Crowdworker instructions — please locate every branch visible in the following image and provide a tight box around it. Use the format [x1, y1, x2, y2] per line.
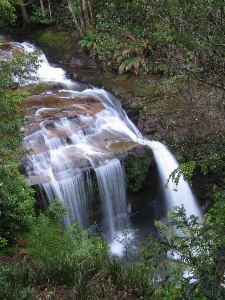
[175, 59, 225, 91]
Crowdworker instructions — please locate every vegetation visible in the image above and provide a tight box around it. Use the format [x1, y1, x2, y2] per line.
[125, 153, 151, 192]
[0, 1, 225, 299]
[0, 0, 16, 27]
[154, 205, 225, 299]
[0, 41, 40, 247]
[0, 201, 157, 299]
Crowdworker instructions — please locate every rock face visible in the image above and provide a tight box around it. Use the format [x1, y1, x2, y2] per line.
[19, 79, 155, 229]
[21, 86, 146, 186]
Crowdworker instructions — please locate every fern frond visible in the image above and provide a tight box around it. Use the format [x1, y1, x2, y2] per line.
[26, 213, 62, 260]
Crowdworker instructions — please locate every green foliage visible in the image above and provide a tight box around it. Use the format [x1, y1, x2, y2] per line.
[139, 234, 168, 271]
[17, 285, 33, 300]
[29, 0, 72, 27]
[45, 198, 69, 221]
[0, 90, 28, 161]
[79, 0, 224, 84]
[0, 51, 41, 89]
[125, 154, 151, 192]
[25, 212, 62, 260]
[115, 225, 136, 258]
[0, 237, 8, 249]
[0, 163, 35, 245]
[24, 203, 108, 283]
[8, 215, 108, 294]
[0, 262, 34, 300]
[154, 285, 189, 300]
[0, 45, 39, 163]
[174, 137, 225, 187]
[79, 29, 97, 51]
[0, 0, 16, 27]
[154, 205, 225, 299]
[0, 51, 41, 162]
[197, 139, 225, 176]
[0, 40, 41, 246]
[166, 161, 196, 188]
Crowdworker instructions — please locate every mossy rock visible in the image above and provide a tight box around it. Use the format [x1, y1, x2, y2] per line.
[124, 146, 153, 192]
[38, 29, 76, 49]
[37, 29, 78, 64]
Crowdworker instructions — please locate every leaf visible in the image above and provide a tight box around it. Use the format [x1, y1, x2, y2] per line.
[87, 40, 93, 50]
[122, 49, 131, 56]
[118, 61, 127, 74]
[113, 51, 122, 58]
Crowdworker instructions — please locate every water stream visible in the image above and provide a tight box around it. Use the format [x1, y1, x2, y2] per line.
[15, 41, 202, 255]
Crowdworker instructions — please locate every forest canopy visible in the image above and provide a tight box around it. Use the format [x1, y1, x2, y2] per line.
[3, 0, 225, 89]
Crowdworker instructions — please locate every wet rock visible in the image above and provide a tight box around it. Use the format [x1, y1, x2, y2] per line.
[70, 57, 98, 69]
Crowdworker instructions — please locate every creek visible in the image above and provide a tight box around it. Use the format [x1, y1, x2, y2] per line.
[6, 40, 203, 256]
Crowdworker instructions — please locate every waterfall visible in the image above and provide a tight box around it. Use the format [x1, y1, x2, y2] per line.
[149, 141, 202, 218]
[95, 159, 128, 240]
[18, 42, 78, 88]
[24, 131, 93, 229]
[18, 41, 202, 247]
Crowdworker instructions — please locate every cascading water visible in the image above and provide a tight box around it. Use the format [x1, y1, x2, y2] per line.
[95, 159, 128, 240]
[19, 42, 77, 88]
[149, 141, 202, 218]
[15, 41, 203, 254]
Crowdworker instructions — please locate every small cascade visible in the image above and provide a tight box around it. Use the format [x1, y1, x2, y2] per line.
[130, 137, 203, 218]
[40, 169, 92, 229]
[25, 141, 93, 229]
[18, 42, 79, 88]
[94, 159, 128, 240]
[149, 141, 202, 218]
[23, 115, 96, 229]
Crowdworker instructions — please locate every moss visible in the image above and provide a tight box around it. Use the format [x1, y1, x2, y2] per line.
[37, 29, 77, 50]
[24, 82, 46, 95]
[125, 153, 152, 192]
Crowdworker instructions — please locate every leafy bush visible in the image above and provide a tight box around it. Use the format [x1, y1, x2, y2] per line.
[0, 163, 35, 246]
[125, 154, 151, 192]
[154, 205, 225, 299]
[0, 41, 40, 246]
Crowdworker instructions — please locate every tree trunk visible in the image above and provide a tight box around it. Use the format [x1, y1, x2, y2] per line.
[87, 0, 93, 21]
[39, 0, 46, 18]
[19, 0, 29, 25]
[47, 0, 52, 21]
[81, 0, 90, 28]
[77, 0, 85, 28]
[67, 0, 84, 37]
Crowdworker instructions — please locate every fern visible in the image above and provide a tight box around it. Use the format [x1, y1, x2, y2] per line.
[63, 222, 106, 258]
[118, 56, 141, 74]
[198, 280, 222, 299]
[78, 29, 96, 50]
[26, 213, 62, 260]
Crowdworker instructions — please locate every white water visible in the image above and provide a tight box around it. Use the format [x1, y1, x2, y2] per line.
[19, 42, 203, 253]
[19, 42, 78, 88]
[149, 141, 202, 218]
[95, 159, 128, 240]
